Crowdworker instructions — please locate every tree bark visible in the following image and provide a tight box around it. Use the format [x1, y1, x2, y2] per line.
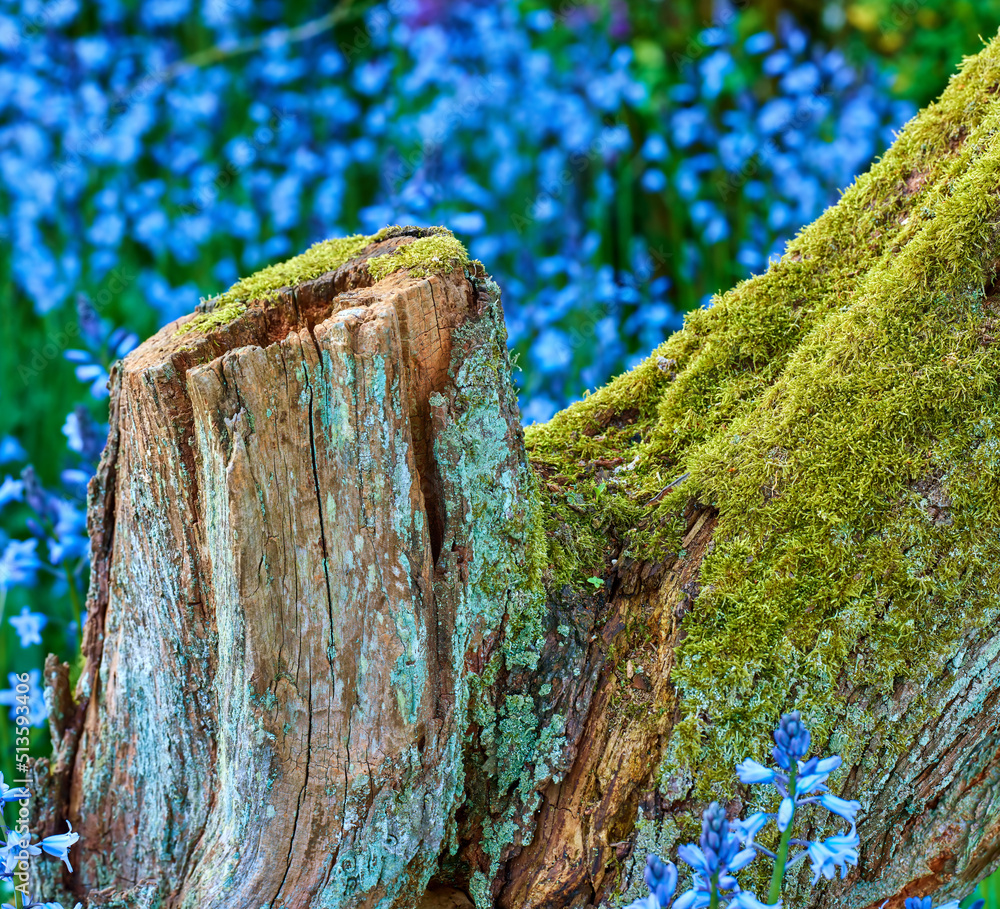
[32, 40, 1000, 909]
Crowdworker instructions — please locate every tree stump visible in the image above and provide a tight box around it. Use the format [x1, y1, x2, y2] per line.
[34, 36, 1000, 909]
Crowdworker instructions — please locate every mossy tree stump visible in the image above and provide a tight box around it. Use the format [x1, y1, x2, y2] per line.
[33, 37, 1000, 909]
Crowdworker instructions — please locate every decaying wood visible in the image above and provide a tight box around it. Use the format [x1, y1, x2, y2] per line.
[37, 229, 539, 908]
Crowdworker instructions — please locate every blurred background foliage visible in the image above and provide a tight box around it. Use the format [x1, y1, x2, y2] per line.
[0, 0, 998, 900]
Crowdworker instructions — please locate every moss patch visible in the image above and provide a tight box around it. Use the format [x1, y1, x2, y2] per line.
[175, 225, 468, 336]
[527, 36, 1000, 803]
[176, 233, 372, 335]
[367, 232, 472, 281]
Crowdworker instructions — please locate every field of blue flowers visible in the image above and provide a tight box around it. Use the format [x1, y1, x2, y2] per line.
[0, 0, 999, 904]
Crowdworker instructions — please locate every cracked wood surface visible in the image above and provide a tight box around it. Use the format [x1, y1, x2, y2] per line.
[50, 232, 537, 909]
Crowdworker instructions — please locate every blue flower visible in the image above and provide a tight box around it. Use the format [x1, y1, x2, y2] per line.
[62, 407, 105, 464]
[0, 438, 26, 464]
[734, 811, 769, 846]
[731, 894, 779, 909]
[3, 900, 82, 909]
[776, 797, 794, 831]
[763, 50, 793, 77]
[0, 828, 40, 875]
[0, 773, 29, 803]
[795, 754, 841, 794]
[40, 821, 79, 872]
[818, 792, 860, 824]
[623, 897, 660, 909]
[772, 710, 810, 769]
[806, 827, 859, 884]
[0, 477, 23, 508]
[0, 538, 40, 590]
[672, 802, 756, 909]
[744, 32, 774, 55]
[641, 169, 667, 193]
[642, 135, 667, 161]
[630, 855, 678, 908]
[9, 606, 47, 647]
[736, 759, 775, 785]
[0, 670, 46, 727]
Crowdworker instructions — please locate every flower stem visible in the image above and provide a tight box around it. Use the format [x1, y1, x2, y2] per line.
[710, 871, 720, 909]
[64, 563, 83, 640]
[768, 765, 797, 904]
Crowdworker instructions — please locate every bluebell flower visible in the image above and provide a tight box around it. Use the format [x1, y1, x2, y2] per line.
[64, 351, 108, 399]
[744, 32, 774, 55]
[733, 812, 769, 847]
[736, 759, 775, 785]
[62, 407, 105, 464]
[776, 797, 793, 832]
[0, 538, 41, 590]
[780, 64, 821, 96]
[700, 52, 734, 98]
[772, 710, 810, 769]
[732, 712, 862, 890]
[624, 854, 679, 909]
[795, 754, 841, 794]
[642, 135, 667, 161]
[641, 169, 667, 193]
[624, 897, 660, 909]
[40, 821, 79, 872]
[903, 899, 983, 909]
[672, 802, 757, 909]
[805, 827, 859, 884]
[0, 773, 29, 803]
[0, 438, 26, 465]
[1, 827, 40, 874]
[763, 51, 793, 77]
[6, 900, 83, 909]
[9, 606, 47, 647]
[819, 792, 861, 825]
[0, 478, 23, 508]
[731, 894, 779, 909]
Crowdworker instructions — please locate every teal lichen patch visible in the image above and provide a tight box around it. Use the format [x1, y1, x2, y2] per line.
[414, 274, 552, 908]
[366, 232, 471, 282]
[526, 36, 1000, 823]
[176, 233, 373, 335]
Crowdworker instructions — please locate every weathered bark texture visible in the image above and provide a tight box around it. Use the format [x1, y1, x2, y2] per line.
[37, 228, 539, 909]
[33, 36, 1000, 909]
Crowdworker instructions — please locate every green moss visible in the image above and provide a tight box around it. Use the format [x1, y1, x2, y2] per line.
[176, 233, 373, 335]
[366, 232, 471, 281]
[527, 31, 1000, 848]
[175, 226, 470, 336]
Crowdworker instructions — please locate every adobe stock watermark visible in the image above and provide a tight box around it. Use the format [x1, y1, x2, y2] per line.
[178, 107, 293, 216]
[55, 64, 169, 180]
[19, 266, 137, 387]
[383, 73, 505, 189]
[510, 118, 630, 234]
[10, 671, 34, 900]
[716, 92, 832, 201]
